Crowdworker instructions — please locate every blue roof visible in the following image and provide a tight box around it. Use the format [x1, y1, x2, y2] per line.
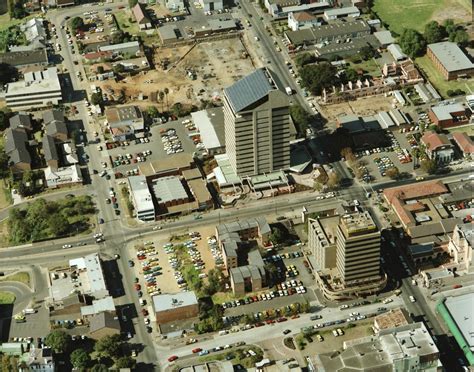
[224, 68, 275, 113]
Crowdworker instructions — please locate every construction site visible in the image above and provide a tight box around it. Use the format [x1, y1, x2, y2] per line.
[93, 37, 258, 110]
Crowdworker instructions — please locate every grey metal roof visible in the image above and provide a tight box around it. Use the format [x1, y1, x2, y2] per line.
[428, 41, 474, 72]
[388, 43, 406, 60]
[89, 311, 120, 333]
[46, 120, 68, 137]
[431, 102, 465, 121]
[151, 176, 188, 204]
[224, 68, 276, 113]
[445, 293, 474, 349]
[0, 49, 48, 67]
[42, 109, 64, 124]
[42, 135, 58, 162]
[373, 30, 394, 46]
[9, 113, 32, 130]
[4, 128, 31, 165]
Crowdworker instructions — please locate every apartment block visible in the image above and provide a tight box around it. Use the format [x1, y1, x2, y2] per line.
[223, 68, 291, 177]
[336, 211, 381, 286]
[308, 216, 338, 270]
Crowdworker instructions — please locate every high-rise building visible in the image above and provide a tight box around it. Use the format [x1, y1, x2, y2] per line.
[223, 68, 291, 177]
[336, 210, 381, 285]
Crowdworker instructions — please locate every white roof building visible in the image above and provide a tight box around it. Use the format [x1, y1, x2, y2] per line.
[5, 67, 62, 110]
[190, 108, 225, 155]
[44, 164, 82, 188]
[128, 175, 155, 221]
[69, 253, 109, 299]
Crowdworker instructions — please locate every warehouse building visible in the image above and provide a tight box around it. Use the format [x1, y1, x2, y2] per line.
[128, 175, 155, 221]
[427, 42, 474, 80]
[153, 292, 199, 325]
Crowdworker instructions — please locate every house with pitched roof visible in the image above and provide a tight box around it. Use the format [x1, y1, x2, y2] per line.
[421, 131, 454, 163]
[43, 109, 68, 142]
[287, 11, 320, 31]
[4, 127, 32, 172]
[452, 132, 474, 158]
[132, 3, 152, 30]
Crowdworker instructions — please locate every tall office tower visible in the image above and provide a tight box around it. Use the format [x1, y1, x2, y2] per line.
[223, 68, 291, 177]
[335, 210, 381, 285]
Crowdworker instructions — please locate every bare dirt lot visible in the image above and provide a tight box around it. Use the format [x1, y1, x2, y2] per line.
[319, 95, 395, 123]
[95, 38, 257, 109]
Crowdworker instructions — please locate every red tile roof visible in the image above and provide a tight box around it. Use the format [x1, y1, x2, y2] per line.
[452, 132, 474, 154]
[421, 131, 451, 151]
[383, 180, 449, 227]
[293, 11, 316, 22]
[84, 51, 112, 60]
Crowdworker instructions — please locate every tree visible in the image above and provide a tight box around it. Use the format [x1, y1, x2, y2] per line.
[269, 225, 287, 244]
[424, 21, 444, 44]
[11, 0, 27, 19]
[158, 91, 165, 112]
[115, 356, 136, 369]
[421, 159, 437, 174]
[147, 106, 159, 118]
[164, 87, 170, 111]
[44, 330, 71, 353]
[386, 166, 400, 180]
[443, 19, 456, 36]
[70, 348, 90, 370]
[90, 92, 103, 106]
[289, 104, 311, 136]
[0, 110, 8, 131]
[90, 364, 109, 372]
[343, 68, 359, 83]
[70, 17, 84, 32]
[96, 65, 105, 74]
[295, 52, 316, 67]
[299, 62, 339, 96]
[451, 29, 469, 46]
[94, 334, 122, 359]
[206, 269, 222, 295]
[358, 45, 375, 61]
[399, 29, 426, 58]
[113, 63, 125, 75]
[340, 147, 356, 163]
[326, 172, 341, 190]
[0, 63, 18, 85]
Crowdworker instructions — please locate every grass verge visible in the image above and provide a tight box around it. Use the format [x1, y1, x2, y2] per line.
[0, 291, 16, 304]
[0, 272, 31, 286]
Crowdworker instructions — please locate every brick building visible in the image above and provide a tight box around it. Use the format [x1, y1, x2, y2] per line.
[153, 292, 199, 324]
[427, 42, 474, 80]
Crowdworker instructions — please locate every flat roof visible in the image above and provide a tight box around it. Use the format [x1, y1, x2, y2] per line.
[99, 41, 140, 52]
[69, 253, 107, 297]
[428, 41, 474, 72]
[445, 292, 474, 350]
[6, 67, 61, 95]
[373, 30, 394, 45]
[431, 102, 465, 121]
[214, 153, 241, 186]
[128, 175, 154, 212]
[324, 6, 359, 16]
[151, 176, 188, 204]
[191, 108, 225, 150]
[152, 291, 198, 313]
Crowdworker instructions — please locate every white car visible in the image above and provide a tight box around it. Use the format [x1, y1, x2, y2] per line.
[409, 295, 416, 303]
[62, 244, 72, 249]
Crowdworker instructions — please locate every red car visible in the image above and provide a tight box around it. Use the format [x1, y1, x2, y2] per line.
[134, 284, 141, 291]
[168, 355, 178, 362]
[192, 348, 202, 354]
[277, 317, 287, 322]
[265, 319, 275, 324]
[142, 309, 148, 316]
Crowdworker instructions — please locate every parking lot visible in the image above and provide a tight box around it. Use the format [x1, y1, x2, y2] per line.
[101, 117, 200, 178]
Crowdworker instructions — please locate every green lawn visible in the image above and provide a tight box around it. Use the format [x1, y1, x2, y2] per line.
[0, 291, 15, 304]
[416, 55, 474, 98]
[372, 0, 472, 34]
[0, 272, 31, 286]
[113, 11, 140, 36]
[349, 58, 382, 77]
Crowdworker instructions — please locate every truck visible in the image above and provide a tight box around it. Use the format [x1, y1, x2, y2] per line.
[285, 86, 292, 95]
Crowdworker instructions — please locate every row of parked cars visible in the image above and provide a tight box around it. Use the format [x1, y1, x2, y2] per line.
[134, 243, 162, 298]
[160, 128, 184, 155]
[208, 236, 225, 267]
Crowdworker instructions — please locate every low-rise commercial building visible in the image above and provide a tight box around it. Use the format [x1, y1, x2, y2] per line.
[323, 6, 360, 21]
[99, 41, 141, 57]
[310, 322, 441, 371]
[199, 0, 223, 11]
[5, 67, 62, 110]
[88, 311, 121, 340]
[427, 42, 474, 80]
[429, 102, 470, 128]
[437, 293, 474, 365]
[421, 131, 454, 163]
[158, 25, 180, 44]
[153, 292, 199, 324]
[191, 108, 225, 155]
[373, 308, 411, 333]
[128, 175, 155, 221]
[265, 0, 330, 18]
[285, 19, 371, 47]
[387, 43, 407, 61]
[105, 105, 144, 141]
[165, 0, 185, 11]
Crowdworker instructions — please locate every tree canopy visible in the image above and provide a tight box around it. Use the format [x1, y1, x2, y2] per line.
[0, 63, 18, 85]
[94, 334, 122, 360]
[399, 29, 426, 58]
[44, 330, 71, 353]
[289, 104, 311, 136]
[70, 348, 90, 370]
[299, 62, 339, 96]
[421, 159, 437, 174]
[424, 21, 444, 44]
[70, 17, 85, 32]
